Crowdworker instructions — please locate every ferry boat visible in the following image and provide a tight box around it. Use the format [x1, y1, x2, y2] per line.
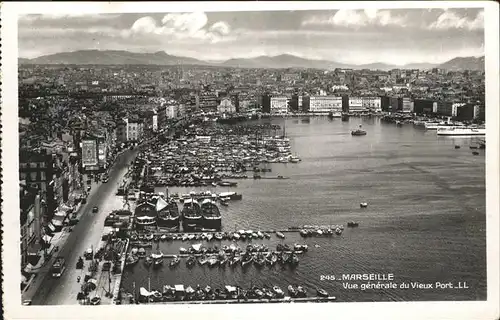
[424, 121, 442, 130]
[156, 195, 180, 229]
[437, 126, 485, 136]
[425, 118, 465, 130]
[351, 125, 367, 136]
[181, 198, 203, 231]
[200, 198, 222, 230]
[134, 200, 157, 229]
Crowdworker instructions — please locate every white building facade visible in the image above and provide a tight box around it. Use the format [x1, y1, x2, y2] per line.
[402, 97, 413, 113]
[348, 97, 365, 113]
[361, 97, 382, 112]
[217, 98, 236, 114]
[166, 105, 177, 119]
[270, 96, 289, 114]
[309, 96, 343, 114]
[152, 111, 158, 132]
[452, 103, 466, 117]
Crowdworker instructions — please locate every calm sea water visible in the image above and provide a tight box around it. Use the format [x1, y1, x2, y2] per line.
[121, 117, 486, 302]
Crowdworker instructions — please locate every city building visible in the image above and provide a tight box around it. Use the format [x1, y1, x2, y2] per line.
[19, 150, 54, 221]
[452, 103, 466, 117]
[217, 98, 236, 114]
[347, 97, 366, 113]
[230, 94, 240, 113]
[127, 119, 144, 142]
[437, 101, 453, 116]
[361, 97, 382, 112]
[270, 96, 289, 114]
[290, 94, 299, 112]
[413, 99, 435, 114]
[196, 93, 218, 112]
[115, 118, 144, 144]
[309, 96, 343, 114]
[261, 94, 271, 113]
[390, 97, 401, 112]
[301, 96, 310, 113]
[152, 110, 158, 132]
[20, 183, 42, 267]
[401, 97, 412, 113]
[455, 104, 476, 120]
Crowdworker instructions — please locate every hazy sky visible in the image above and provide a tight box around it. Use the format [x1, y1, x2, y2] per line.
[18, 8, 484, 65]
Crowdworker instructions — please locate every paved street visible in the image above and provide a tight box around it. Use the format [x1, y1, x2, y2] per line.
[30, 149, 139, 305]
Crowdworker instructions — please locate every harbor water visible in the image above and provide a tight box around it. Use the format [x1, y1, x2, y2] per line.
[121, 117, 486, 302]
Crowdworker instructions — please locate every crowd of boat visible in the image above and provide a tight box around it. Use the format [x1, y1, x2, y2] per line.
[125, 240, 311, 270]
[126, 221, 358, 248]
[133, 122, 300, 189]
[126, 283, 331, 303]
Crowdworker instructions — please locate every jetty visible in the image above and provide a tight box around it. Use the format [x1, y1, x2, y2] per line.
[139, 296, 337, 304]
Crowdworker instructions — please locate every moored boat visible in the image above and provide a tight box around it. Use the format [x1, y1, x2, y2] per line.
[276, 231, 285, 239]
[125, 254, 139, 267]
[317, 288, 329, 297]
[134, 200, 157, 230]
[156, 195, 180, 230]
[347, 221, 359, 227]
[181, 198, 203, 231]
[200, 198, 222, 230]
[186, 255, 196, 267]
[288, 285, 298, 297]
[437, 126, 486, 136]
[169, 255, 180, 267]
[144, 256, 153, 267]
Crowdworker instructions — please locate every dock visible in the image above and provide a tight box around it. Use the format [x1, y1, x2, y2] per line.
[158, 251, 304, 258]
[125, 296, 337, 305]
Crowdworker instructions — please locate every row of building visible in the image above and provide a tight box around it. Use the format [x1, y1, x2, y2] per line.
[259, 95, 482, 119]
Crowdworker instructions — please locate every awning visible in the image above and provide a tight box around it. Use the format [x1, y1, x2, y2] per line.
[139, 287, 152, 296]
[45, 223, 56, 233]
[225, 285, 236, 292]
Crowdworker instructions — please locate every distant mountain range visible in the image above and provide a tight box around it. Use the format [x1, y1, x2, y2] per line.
[18, 50, 485, 71]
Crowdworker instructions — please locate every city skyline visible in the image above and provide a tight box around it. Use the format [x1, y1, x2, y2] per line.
[18, 8, 484, 66]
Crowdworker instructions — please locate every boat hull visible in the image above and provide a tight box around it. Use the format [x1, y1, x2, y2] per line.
[437, 131, 485, 136]
[157, 216, 180, 229]
[202, 217, 222, 230]
[182, 217, 203, 231]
